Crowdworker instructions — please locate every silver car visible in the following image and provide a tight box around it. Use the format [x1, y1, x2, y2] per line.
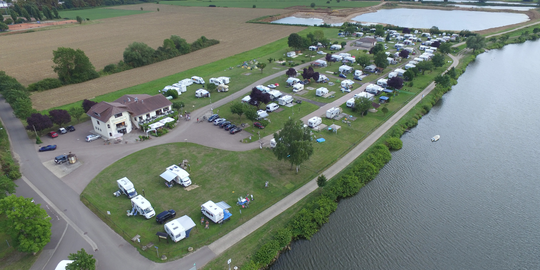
[85, 134, 101, 142]
[213, 118, 226, 126]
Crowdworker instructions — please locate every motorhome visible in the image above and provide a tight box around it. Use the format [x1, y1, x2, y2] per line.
[160, 164, 192, 187]
[266, 103, 280, 112]
[255, 85, 271, 93]
[317, 75, 329, 83]
[326, 107, 342, 119]
[129, 195, 155, 219]
[278, 95, 293, 106]
[316, 87, 329, 97]
[354, 70, 363, 77]
[164, 216, 196, 242]
[377, 79, 388, 88]
[286, 77, 301, 86]
[307, 116, 322, 128]
[341, 79, 355, 92]
[191, 76, 205, 84]
[331, 55, 343, 62]
[394, 68, 406, 77]
[366, 84, 384, 95]
[339, 52, 351, 58]
[162, 86, 182, 96]
[404, 63, 416, 70]
[339, 65, 353, 74]
[209, 77, 229, 85]
[115, 177, 138, 198]
[216, 84, 229, 92]
[268, 90, 282, 100]
[171, 83, 187, 93]
[201, 200, 232, 224]
[342, 56, 356, 64]
[313, 59, 327, 67]
[330, 44, 342, 50]
[292, 83, 304, 93]
[195, 89, 210, 98]
[365, 65, 377, 73]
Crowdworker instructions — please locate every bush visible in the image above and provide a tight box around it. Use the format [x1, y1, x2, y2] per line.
[15, 18, 25, 24]
[4, 18, 13, 25]
[253, 4, 256, 8]
[103, 64, 117, 74]
[385, 137, 403, 150]
[209, 4, 216, 7]
[274, 228, 292, 248]
[311, 3, 315, 7]
[165, 89, 178, 99]
[253, 240, 279, 266]
[172, 100, 184, 110]
[27, 78, 63, 91]
[258, 119, 269, 127]
[7, 167, 21, 180]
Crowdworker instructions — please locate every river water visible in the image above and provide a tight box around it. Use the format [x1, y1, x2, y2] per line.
[271, 41, 540, 270]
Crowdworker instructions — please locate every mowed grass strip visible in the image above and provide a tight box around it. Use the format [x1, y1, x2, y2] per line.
[164, 0, 380, 9]
[59, 7, 152, 20]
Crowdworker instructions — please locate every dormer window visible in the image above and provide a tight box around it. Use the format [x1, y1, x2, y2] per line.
[115, 113, 123, 118]
[94, 112, 100, 117]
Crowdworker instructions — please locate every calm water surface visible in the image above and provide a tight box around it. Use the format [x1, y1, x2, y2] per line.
[271, 41, 540, 270]
[351, 9, 529, 31]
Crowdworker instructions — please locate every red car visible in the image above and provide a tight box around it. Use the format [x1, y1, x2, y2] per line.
[48, 131, 58, 138]
[253, 122, 265, 129]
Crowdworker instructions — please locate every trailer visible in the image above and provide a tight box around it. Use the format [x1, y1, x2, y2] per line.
[316, 87, 329, 97]
[129, 195, 155, 219]
[164, 215, 196, 242]
[307, 116, 322, 128]
[201, 200, 232, 224]
[326, 107, 342, 119]
[278, 95, 293, 106]
[115, 177, 138, 198]
[160, 164, 192, 187]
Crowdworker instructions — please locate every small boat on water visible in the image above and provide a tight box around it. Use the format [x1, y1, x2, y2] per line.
[431, 135, 440, 142]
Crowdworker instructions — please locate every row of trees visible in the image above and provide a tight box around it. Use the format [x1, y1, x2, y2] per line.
[4, 3, 60, 24]
[287, 30, 329, 51]
[26, 99, 96, 133]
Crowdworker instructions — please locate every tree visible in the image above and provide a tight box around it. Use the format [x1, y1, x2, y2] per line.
[431, 41, 441, 48]
[431, 53, 445, 68]
[385, 33, 391, 42]
[499, 34, 510, 43]
[68, 107, 85, 122]
[205, 83, 217, 93]
[310, 2, 315, 8]
[313, 30, 324, 41]
[13, 98, 35, 119]
[52, 47, 99, 84]
[82, 99, 97, 113]
[387, 76, 403, 89]
[399, 49, 409, 59]
[402, 27, 411, 34]
[416, 61, 433, 75]
[0, 22, 7, 32]
[438, 42, 452, 54]
[249, 88, 271, 109]
[123, 42, 156, 68]
[353, 96, 372, 117]
[49, 109, 71, 126]
[301, 67, 314, 80]
[286, 68, 297, 77]
[0, 175, 16, 199]
[76, 15, 83, 24]
[169, 35, 191, 54]
[430, 26, 440, 35]
[434, 74, 451, 88]
[369, 43, 384, 55]
[273, 119, 314, 173]
[325, 53, 333, 65]
[21, 8, 31, 22]
[356, 55, 371, 68]
[447, 66, 457, 79]
[267, 58, 274, 64]
[381, 106, 389, 116]
[373, 52, 388, 69]
[52, 8, 60, 19]
[10, 10, 18, 22]
[166, 89, 179, 99]
[244, 106, 258, 122]
[172, 100, 185, 111]
[42, 6, 53, 20]
[288, 33, 304, 51]
[340, 41, 346, 48]
[374, 25, 385, 37]
[257, 62, 266, 74]
[230, 102, 245, 121]
[312, 72, 320, 82]
[466, 35, 486, 52]
[26, 113, 53, 131]
[317, 174, 327, 188]
[403, 69, 415, 81]
[66, 248, 96, 270]
[0, 195, 51, 253]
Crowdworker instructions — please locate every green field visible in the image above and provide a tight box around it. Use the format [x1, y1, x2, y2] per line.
[163, 0, 379, 9]
[59, 8, 151, 20]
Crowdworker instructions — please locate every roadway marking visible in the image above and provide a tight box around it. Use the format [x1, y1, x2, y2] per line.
[21, 175, 98, 251]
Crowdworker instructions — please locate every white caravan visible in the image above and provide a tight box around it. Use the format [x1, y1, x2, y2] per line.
[129, 195, 155, 219]
[201, 200, 232, 223]
[326, 107, 342, 119]
[115, 177, 138, 198]
[307, 116, 322, 128]
[164, 215, 196, 242]
[195, 89, 210, 98]
[191, 76, 205, 84]
[292, 83, 304, 93]
[278, 95, 294, 106]
[316, 87, 329, 97]
[160, 164, 192, 187]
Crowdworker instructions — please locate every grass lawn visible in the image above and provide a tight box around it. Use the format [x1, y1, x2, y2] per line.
[163, 0, 379, 9]
[0, 218, 39, 270]
[59, 7, 151, 20]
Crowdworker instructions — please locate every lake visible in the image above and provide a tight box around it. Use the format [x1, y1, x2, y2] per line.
[271, 40, 540, 270]
[271, 16, 343, 26]
[351, 8, 529, 31]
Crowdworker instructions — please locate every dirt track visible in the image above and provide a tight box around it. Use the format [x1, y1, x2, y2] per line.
[0, 4, 303, 109]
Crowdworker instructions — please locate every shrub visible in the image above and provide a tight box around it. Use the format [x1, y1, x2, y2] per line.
[4, 18, 13, 25]
[172, 100, 185, 110]
[8, 167, 21, 180]
[166, 89, 178, 99]
[274, 228, 292, 248]
[290, 208, 318, 239]
[253, 4, 256, 8]
[209, 4, 216, 7]
[311, 3, 315, 7]
[15, 18, 24, 24]
[258, 119, 269, 127]
[103, 64, 117, 74]
[253, 240, 279, 266]
[386, 137, 403, 150]
[27, 78, 63, 91]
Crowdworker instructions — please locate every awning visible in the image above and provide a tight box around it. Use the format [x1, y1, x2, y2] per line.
[177, 215, 196, 230]
[160, 170, 177, 182]
[216, 201, 231, 210]
[149, 122, 164, 129]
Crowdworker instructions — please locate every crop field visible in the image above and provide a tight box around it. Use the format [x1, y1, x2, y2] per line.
[163, 0, 380, 9]
[0, 4, 303, 103]
[58, 7, 151, 20]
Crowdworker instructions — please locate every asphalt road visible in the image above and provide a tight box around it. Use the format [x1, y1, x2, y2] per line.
[2, 41, 460, 270]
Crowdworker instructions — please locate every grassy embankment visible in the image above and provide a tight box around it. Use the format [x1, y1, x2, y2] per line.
[163, 0, 379, 9]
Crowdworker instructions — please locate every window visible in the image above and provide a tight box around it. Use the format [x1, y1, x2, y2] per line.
[94, 112, 100, 117]
[115, 113, 122, 118]
[96, 120, 100, 125]
[109, 133, 112, 136]
[107, 124, 110, 128]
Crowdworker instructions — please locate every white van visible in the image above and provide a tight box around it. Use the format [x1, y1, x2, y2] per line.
[266, 103, 279, 112]
[164, 216, 196, 242]
[278, 95, 293, 106]
[307, 117, 322, 128]
[191, 76, 205, 84]
[116, 177, 137, 198]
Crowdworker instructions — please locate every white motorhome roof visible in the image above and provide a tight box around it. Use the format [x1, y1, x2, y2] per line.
[131, 195, 152, 208]
[117, 177, 134, 190]
[286, 78, 300, 84]
[166, 165, 189, 178]
[242, 96, 251, 102]
[55, 260, 74, 270]
[202, 201, 222, 215]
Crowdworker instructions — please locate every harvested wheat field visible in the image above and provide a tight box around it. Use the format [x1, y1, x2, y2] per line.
[0, 4, 303, 109]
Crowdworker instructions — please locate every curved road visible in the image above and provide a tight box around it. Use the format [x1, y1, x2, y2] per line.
[4, 42, 459, 270]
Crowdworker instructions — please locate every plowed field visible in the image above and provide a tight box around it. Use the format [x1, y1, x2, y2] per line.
[0, 4, 303, 110]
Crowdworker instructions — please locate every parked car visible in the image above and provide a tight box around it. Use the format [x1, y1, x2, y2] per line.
[253, 122, 265, 129]
[155, 209, 176, 224]
[339, 73, 347, 79]
[230, 127, 242, 134]
[353, 76, 363, 81]
[267, 84, 279, 89]
[219, 121, 231, 128]
[58, 127, 67, 134]
[54, 154, 68, 164]
[317, 51, 326, 55]
[67, 125, 76, 132]
[85, 134, 101, 142]
[208, 114, 219, 122]
[48, 131, 58, 138]
[224, 124, 236, 131]
[213, 118, 226, 126]
[38, 145, 57, 152]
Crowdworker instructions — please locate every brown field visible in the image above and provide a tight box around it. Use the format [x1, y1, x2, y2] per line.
[0, 4, 303, 110]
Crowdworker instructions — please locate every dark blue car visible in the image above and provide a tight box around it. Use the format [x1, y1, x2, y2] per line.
[39, 145, 57, 152]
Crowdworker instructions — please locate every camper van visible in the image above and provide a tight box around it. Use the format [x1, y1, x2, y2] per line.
[317, 75, 329, 83]
[162, 86, 182, 96]
[286, 77, 301, 86]
[366, 84, 384, 95]
[377, 79, 388, 88]
[191, 76, 205, 84]
[164, 216, 196, 242]
[341, 80, 355, 92]
[292, 83, 304, 93]
[216, 84, 229, 92]
[326, 107, 342, 119]
[266, 103, 280, 112]
[160, 164, 192, 187]
[209, 77, 230, 85]
[201, 200, 232, 224]
[278, 95, 293, 106]
[171, 83, 187, 93]
[307, 116, 322, 128]
[115, 177, 138, 198]
[268, 90, 282, 100]
[195, 89, 210, 98]
[339, 65, 353, 74]
[316, 87, 329, 97]
[256, 85, 271, 93]
[130, 195, 155, 219]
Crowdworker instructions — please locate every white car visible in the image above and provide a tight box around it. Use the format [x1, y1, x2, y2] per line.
[317, 51, 326, 55]
[85, 134, 101, 142]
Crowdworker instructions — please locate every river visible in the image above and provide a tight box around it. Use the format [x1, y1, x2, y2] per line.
[271, 41, 540, 270]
